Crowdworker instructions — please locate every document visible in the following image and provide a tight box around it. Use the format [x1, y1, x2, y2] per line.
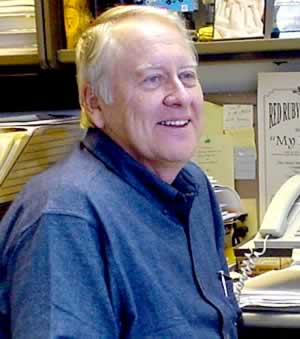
[193, 135, 234, 188]
[203, 101, 224, 135]
[224, 104, 253, 130]
[225, 127, 256, 180]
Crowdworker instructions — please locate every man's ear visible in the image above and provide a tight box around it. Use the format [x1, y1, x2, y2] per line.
[82, 83, 105, 128]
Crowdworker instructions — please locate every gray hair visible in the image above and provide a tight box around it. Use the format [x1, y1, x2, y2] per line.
[75, 5, 196, 128]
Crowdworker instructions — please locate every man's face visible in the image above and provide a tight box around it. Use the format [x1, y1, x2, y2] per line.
[97, 18, 203, 177]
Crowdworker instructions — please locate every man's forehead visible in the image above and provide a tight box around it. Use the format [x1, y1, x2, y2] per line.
[113, 16, 181, 42]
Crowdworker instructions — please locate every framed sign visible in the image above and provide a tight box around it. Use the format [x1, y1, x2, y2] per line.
[257, 72, 300, 222]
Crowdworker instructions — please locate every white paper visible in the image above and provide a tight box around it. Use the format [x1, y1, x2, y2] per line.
[234, 147, 256, 180]
[224, 104, 253, 129]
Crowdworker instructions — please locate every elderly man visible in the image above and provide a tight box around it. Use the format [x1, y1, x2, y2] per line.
[0, 5, 240, 338]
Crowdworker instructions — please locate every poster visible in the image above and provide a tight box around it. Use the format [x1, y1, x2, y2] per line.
[193, 135, 234, 188]
[257, 72, 300, 222]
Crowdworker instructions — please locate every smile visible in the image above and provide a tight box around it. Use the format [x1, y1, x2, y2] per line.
[158, 119, 190, 127]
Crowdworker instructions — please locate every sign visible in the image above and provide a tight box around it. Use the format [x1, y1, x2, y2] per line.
[257, 72, 300, 222]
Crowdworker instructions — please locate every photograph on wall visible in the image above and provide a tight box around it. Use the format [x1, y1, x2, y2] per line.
[257, 72, 300, 222]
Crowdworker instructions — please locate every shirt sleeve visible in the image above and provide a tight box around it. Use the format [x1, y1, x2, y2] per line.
[7, 214, 119, 338]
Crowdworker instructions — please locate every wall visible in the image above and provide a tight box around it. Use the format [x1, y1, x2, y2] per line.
[199, 59, 300, 93]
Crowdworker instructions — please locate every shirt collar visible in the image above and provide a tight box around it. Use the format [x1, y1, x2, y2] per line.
[82, 128, 198, 213]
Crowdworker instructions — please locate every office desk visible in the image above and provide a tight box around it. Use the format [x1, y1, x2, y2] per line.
[240, 310, 300, 338]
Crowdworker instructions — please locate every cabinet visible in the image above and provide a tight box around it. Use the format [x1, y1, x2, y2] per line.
[1, 1, 299, 70]
[0, 0, 299, 107]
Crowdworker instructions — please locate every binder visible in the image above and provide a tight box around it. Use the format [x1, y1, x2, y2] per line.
[0, 114, 83, 204]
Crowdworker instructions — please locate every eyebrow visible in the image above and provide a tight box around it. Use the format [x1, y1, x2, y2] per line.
[135, 64, 162, 73]
[135, 63, 198, 74]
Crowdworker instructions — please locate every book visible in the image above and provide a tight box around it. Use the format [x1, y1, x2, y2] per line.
[0, 114, 83, 204]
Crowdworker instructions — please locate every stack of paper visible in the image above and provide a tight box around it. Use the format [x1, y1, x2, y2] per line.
[239, 265, 300, 310]
[0, 111, 83, 204]
[213, 182, 247, 223]
[0, 0, 37, 54]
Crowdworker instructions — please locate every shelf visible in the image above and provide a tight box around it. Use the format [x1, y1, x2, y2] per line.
[0, 48, 39, 66]
[57, 49, 75, 64]
[195, 38, 300, 55]
[57, 38, 300, 64]
[196, 38, 300, 62]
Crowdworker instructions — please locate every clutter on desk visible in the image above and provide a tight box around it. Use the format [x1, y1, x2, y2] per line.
[0, 110, 83, 205]
[0, 0, 37, 54]
[209, 176, 249, 263]
[239, 264, 300, 310]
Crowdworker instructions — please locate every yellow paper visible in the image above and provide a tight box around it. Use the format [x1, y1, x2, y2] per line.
[224, 127, 256, 149]
[203, 101, 224, 136]
[193, 134, 234, 188]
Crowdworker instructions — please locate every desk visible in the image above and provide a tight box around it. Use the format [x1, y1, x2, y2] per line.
[240, 310, 300, 338]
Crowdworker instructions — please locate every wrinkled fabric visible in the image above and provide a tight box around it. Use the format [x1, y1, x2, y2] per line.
[0, 128, 241, 338]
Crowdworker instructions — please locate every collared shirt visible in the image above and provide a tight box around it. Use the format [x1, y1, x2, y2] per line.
[0, 128, 241, 338]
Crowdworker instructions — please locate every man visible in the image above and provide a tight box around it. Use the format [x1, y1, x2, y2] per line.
[0, 5, 241, 338]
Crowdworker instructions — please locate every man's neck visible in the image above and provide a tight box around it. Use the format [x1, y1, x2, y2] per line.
[140, 160, 185, 184]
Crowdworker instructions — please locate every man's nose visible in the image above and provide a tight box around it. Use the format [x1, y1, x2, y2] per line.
[163, 78, 190, 107]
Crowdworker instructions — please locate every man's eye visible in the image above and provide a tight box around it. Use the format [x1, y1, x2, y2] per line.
[179, 71, 197, 86]
[143, 74, 162, 88]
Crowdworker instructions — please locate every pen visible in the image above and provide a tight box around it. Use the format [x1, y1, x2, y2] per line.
[218, 270, 230, 297]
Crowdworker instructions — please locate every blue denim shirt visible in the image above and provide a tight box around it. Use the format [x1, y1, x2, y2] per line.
[0, 128, 241, 338]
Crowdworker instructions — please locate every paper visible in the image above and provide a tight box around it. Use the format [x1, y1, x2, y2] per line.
[193, 135, 234, 188]
[224, 128, 257, 180]
[224, 104, 253, 129]
[225, 128, 255, 148]
[203, 101, 224, 135]
[239, 265, 300, 309]
[234, 147, 256, 180]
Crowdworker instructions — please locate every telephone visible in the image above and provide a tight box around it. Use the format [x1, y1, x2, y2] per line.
[234, 175, 300, 303]
[254, 175, 300, 249]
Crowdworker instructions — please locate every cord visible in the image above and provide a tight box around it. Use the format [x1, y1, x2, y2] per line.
[234, 234, 270, 303]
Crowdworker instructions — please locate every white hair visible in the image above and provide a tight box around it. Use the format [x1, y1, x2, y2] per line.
[75, 5, 197, 128]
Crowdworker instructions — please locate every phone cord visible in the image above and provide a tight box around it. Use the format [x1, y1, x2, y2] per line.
[234, 235, 270, 303]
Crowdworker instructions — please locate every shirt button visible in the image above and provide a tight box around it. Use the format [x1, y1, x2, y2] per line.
[163, 209, 168, 215]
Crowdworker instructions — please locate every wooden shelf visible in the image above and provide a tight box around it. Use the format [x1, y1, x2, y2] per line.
[57, 49, 75, 64]
[57, 38, 300, 64]
[195, 38, 300, 55]
[0, 48, 39, 66]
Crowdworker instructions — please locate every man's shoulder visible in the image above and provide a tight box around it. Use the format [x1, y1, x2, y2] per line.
[5, 147, 114, 223]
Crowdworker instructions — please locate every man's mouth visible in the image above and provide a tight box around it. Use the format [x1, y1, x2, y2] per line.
[158, 119, 190, 127]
